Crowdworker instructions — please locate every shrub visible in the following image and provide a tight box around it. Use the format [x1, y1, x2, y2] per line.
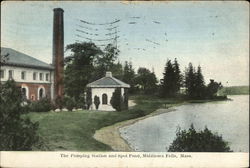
[167, 124, 232, 152]
[0, 80, 39, 150]
[55, 96, 64, 110]
[64, 97, 76, 111]
[94, 96, 100, 110]
[123, 88, 129, 110]
[86, 88, 92, 109]
[76, 93, 86, 109]
[129, 109, 146, 117]
[29, 98, 52, 112]
[110, 88, 123, 111]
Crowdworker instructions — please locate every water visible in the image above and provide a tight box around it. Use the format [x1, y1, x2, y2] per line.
[120, 95, 249, 152]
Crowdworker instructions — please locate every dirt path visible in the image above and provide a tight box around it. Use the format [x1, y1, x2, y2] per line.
[93, 107, 176, 151]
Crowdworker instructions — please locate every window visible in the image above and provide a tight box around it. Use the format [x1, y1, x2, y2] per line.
[21, 71, 26, 80]
[0, 70, 4, 78]
[38, 88, 45, 99]
[39, 73, 43, 81]
[33, 72, 37, 80]
[21, 88, 27, 100]
[8, 70, 13, 79]
[46, 73, 49, 81]
[102, 94, 108, 104]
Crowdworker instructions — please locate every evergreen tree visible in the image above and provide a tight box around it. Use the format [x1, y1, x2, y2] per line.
[194, 65, 206, 98]
[94, 96, 100, 110]
[110, 88, 123, 111]
[173, 58, 182, 95]
[161, 60, 175, 97]
[185, 63, 196, 98]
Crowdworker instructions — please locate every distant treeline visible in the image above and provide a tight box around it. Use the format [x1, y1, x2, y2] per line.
[218, 86, 249, 95]
[63, 42, 227, 107]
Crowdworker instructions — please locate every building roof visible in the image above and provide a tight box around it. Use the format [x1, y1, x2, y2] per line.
[87, 72, 130, 88]
[0, 47, 53, 70]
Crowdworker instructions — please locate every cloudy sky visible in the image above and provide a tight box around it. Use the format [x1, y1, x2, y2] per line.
[1, 1, 249, 86]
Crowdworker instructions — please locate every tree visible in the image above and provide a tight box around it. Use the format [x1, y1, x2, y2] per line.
[110, 88, 123, 111]
[94, 96, 100, 110]
[86, 88, 92, 109]
[64, 42, 102, 102]
[194, 65, 206, 98]
[0, 80, 39, 150]
[167, 124, 232, 152]
[123, 88, 129, 110]
[64, 96, 76, 111]
[109, 61, 123, 80]
[206, 79, 223, 98]
[123, 61, 136, 93]
[92, 44, 120, 80]
[135, 67, 158, 94]
[185, 63, 196, 98]
[173, 58, 182, 95]
[161, 59, 182, 98]
[161, 60, 174, 97]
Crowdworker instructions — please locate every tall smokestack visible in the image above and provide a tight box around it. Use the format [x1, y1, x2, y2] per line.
[53, 8, 64, 99]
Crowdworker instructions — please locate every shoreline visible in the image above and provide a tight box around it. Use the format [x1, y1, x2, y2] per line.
[93, 97, 231, 151]
[93, 106, 178, 152]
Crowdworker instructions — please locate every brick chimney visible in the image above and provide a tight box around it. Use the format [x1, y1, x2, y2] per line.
[53, 8, 64, 99]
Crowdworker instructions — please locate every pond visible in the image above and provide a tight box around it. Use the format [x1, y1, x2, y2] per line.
[120, 95, 249, 152]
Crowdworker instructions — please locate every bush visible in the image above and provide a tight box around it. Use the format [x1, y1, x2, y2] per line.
[110, 88, 123, 111]
[55, 96, 64, 110]
[29, 98, 52, 112]
[0, 80, 39, 150]
[64, 97, 76, 111]
[94, 95, 100, 110]
[167, 124, 232, 152]
[76, 93, 86, 109]
[86, 88, 92, 110]
[129, 109, 146, 117]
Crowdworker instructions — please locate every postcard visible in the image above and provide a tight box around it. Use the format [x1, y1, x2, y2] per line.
[0, 1, 249, 167]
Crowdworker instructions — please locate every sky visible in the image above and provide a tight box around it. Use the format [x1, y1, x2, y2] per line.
[1, 1, 249, 86]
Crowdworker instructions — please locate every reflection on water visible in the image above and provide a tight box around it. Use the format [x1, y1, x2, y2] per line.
[120, 95, 249, 152]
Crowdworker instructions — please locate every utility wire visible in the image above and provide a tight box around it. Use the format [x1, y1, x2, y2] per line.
[79, 19, 120, 25]
[76, 34, 119, 42]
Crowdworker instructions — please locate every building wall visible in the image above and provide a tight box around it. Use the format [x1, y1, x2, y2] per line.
[0, 65, 53, 101]
[1, 65, 52, 84]
[91, 87, 124, 111]
[18, 83, 51, 101]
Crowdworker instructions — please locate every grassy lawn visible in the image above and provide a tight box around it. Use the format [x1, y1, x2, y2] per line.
[26, 95, 181, 151]
[25, 95, 226, 151]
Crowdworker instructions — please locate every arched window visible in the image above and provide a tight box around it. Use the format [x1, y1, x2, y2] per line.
[21, 88, 27, 100]
[21, 85, 29, 100]
[102, 94, 108, 104]
[37, 86, 46, 100]
[39, 89, 43, 99]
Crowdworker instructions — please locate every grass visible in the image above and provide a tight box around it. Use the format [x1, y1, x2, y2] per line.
[25, 94, 227, 151]
[26, 95, 179, 151]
